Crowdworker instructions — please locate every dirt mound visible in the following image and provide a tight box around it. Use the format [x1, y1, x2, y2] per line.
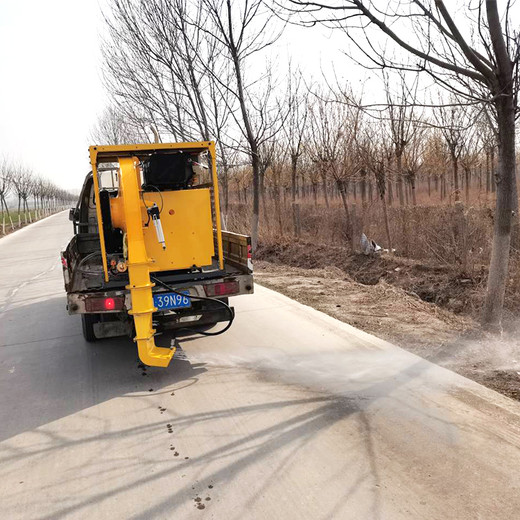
[255, 261, 471, 350]
[256, 238, 486, 317]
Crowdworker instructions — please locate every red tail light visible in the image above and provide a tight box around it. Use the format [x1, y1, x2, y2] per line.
[204, 281, 239, 297]
[104, 297, 115, 310]
[85, 296, 124, 312]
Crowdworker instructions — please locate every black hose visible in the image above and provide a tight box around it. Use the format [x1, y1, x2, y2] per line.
[150, 275, 234, 336]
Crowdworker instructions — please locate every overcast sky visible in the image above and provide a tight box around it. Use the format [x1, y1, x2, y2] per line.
[3, 1, 506, 192]
[0, 0, 353, 192]
[0, 0, 107, 192]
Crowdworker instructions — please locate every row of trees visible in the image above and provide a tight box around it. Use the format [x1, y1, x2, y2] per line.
[0, 157, 76, 233]
[99, 0, 519, 328]
[229, 91, 500, 207]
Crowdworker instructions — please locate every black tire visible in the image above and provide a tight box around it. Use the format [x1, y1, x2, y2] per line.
[82, 313, 100, 342]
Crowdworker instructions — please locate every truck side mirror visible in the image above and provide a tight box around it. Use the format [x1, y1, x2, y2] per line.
[69, 207, 79, 222]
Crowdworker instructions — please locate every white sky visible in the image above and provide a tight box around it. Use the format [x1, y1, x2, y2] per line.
[0, 0, 108, 191]
[0, 0, 354, 192]
[2, 1, 508, 192]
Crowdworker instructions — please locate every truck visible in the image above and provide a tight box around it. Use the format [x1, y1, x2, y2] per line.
[61, 141, 254, 368]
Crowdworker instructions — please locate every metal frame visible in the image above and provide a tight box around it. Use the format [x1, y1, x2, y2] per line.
[89, 141, 225, 283]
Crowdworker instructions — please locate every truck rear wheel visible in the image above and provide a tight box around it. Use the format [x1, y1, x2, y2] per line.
[82, 313, 100, 342]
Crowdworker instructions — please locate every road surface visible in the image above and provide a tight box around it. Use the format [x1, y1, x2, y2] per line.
[1, 212, 520, 520]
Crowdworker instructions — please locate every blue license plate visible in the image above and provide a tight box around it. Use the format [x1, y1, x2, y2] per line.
[153, 291, 191, 310]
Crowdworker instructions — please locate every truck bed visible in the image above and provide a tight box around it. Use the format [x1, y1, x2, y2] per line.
[63, 230, 252, 293]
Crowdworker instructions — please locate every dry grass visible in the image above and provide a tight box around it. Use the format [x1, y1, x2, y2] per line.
[226, 195, 495, 266]
[224, 186, 520, 318]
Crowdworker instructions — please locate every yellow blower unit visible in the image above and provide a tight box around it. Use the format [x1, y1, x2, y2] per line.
[89, 142, 225, 367]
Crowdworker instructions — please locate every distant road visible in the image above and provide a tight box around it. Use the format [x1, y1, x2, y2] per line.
[1, 212, 519, 519]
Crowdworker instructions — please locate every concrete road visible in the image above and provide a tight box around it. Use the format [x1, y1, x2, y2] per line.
[1, 212, 520, 520]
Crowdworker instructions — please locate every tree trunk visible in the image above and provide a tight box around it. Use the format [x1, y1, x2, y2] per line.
[381, 194, 392, 253]
[273, 178, 283, 237]
[322, 174, 329, 208]
[490, 147, 496, 193]
[482, 96, 516, 328]
[291, 156, 299, 236]
[251, 152, 260, 252]
[451, 153, 460, 203]
[465, 166, 471, 205]
[410, 177, 417, 206]
[291, 155, 297, 203]
[1, 195, 9, 218]
[337, 179, 352, 239]
[486, 150, 491, 195]
[219, 148, 229, 214]
[396, 152, 404, 206]
[360, 171, 367, 209]
[259, 168, 268, 226]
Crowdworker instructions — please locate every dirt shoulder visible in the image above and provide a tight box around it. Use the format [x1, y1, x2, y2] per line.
[255, 260, 520, 402]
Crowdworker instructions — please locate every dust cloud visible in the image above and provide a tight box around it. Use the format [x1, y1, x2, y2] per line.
[189, 345, 441, 400]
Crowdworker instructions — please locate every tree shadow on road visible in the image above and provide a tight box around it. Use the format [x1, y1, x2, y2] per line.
[0, 296, 207, 443]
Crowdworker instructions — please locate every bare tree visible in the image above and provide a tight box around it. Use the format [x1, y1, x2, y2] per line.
[360, 125, 393, 251]
[433, 100, 469, 204]
[282, 67, 309, 234]
[103, 0, 283, 250]
[263, 140, 288, 235]
[104, 0, 234, 145]
[90, 105, 146, 145]
[12, 166, 33, 225]
[402, 127, 426, 206]
[307, 94, 362, 237]
[0, 158, 13, 233]
[384, 71, 422, 207]
[104, 0, 213, 140]
[422, 130, 450, 201]
[0, 157, 12, 217]
[198, 0, 285, 251]
[287, 0, 520, 328]
[460, 117, 483, 205]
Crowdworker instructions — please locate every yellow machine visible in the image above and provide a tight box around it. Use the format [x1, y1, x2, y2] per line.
[84, 142, 229, 367]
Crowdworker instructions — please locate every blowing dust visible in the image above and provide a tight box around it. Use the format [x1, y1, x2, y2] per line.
[189, 344, 455, 402]
[250, 262, 520, 401]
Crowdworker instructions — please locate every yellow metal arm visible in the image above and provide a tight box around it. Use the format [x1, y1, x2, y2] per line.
[117, 157, 175, 367]
[89, 151, 110, 283]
